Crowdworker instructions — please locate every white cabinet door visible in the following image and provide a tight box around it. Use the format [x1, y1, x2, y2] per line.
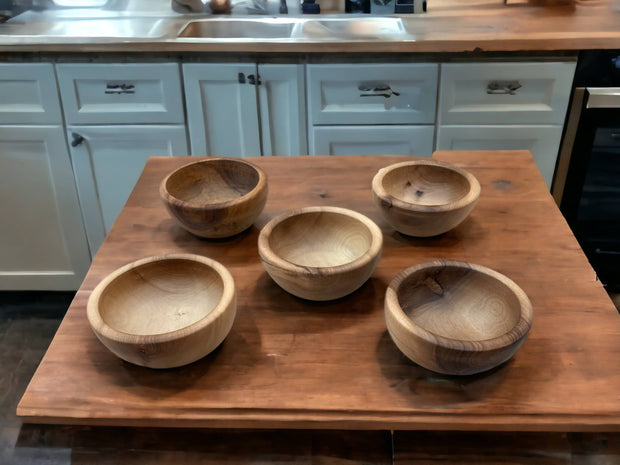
[436, 125, 563, 187]
[257, 64, 307, 156]
[183, 63, 261, 157]
[311, 125, 435, 157]
[0, 126, 90, 290]
[69, 125, 188, 255]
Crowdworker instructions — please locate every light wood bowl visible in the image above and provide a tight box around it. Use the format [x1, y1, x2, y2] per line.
[385, 260, 532, 375]
[258, 206, 383, 301]
[87, 254, 237, 369]
[160, 158, 268, 239]
[372, 160, 481, 237]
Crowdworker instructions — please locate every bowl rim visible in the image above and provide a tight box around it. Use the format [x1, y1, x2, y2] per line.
[372, 160, 481, 213]
[385, 259, 533, 352]
[159, 157, 267, 212]
[258, 206, 383, 276]
[86, 253, 236, 344]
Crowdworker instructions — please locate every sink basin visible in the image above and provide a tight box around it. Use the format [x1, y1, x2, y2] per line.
[298, 17, 406, 39]
[178, 18, 298, 39]
[177, 16, 407, 41]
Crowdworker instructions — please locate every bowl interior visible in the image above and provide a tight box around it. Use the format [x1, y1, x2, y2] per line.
[166, 160, 259, 205]
[98, 258, 224, 336]
[397, 266, 521, 341]
[269, 211, 373, 268]
[382, 164, 471, 206]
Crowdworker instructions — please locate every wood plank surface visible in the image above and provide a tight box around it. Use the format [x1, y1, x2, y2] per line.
[17, 152, 620, 431]
[2, 0, 620, 53]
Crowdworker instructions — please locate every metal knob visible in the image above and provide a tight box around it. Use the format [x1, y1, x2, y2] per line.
[487, 80, 522, 95]
[359, 84, 400, 98]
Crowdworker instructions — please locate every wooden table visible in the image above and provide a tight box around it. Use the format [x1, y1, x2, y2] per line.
[17, 152, 620, 433]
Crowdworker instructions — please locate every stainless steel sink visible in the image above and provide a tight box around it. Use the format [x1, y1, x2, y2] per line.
[297, 17, 406, 39]
[177, 16, 406, 41]
[178, 18, 298, 39]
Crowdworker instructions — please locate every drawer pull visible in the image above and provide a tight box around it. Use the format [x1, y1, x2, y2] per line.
[487, 80, 522, 95]
[105, 83, 136, 95]
[359, 84, 400, 98]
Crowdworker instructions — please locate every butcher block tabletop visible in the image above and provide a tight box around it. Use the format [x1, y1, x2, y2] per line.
[17, 152, 620, 431]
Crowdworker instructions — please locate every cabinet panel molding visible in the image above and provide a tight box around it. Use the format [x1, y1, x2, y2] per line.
[436, 125, 563, 187]
[0, 63, 63, 125]
[439, 62, 576, 125]
[258, 64, 307, 156]
[311, 125, 435, 157]
[308, 63, 439, 126]
[56, 63, 185, 125]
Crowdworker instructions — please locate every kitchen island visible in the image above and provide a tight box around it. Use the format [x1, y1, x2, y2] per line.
[12, 151, 620, 463]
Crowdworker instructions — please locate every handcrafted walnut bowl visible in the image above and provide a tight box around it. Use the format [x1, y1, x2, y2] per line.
[160, 158, 268, 239]
[372, 160, 481, 237]
[258, 206, 383, 301]
[87, 254, 237, 369]
[385, 260, 532, 375]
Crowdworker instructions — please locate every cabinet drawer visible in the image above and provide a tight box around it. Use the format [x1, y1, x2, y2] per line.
[56, 63, 185, 125]
[307, 64, 438, 125]
[439, 62, 576, 125]
[436, 125, 564, 187]
[0, 64, 63, 125]
[310, 125, 434, 157]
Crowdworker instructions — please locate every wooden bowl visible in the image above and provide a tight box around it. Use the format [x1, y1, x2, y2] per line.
[372, 160, 481, 237]
[87, 254, 236, 369]
[258, 206, 383, 301]
[385, 260, 532, 375]
[160, 158, 268, 239]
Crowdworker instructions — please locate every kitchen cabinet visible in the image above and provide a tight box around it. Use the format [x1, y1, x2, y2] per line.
[183, 63, 306, 157]
[437, 61, 576, 187]
[0, 63, 90, 290]
[68, 125, 188, 255]
[307, 63, 438, 157]
[56, 62, 188, 256]
[436, 125, 563, 185]
[0, 125, 91, 290]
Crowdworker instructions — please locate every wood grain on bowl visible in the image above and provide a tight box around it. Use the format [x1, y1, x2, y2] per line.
[385, 260, 533, 376]
[372, 160, 480, 237]
[258, 206, 383, 301]
[160, 158, 267, 239]
[87, 254, 237, 369]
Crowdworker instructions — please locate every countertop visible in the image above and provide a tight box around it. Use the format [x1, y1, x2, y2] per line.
[0, 0, 619, 54]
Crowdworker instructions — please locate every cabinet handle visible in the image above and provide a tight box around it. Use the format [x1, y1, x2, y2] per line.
[247, 74, 261, 86]
[105, 83, 135, 94]
[71, 133, 85, 148]
[487, 80, 522, 95]
[359, 84, 400, 98]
